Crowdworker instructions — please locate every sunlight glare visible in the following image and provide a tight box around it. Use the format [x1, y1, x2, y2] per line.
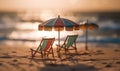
[8, 22, 84, 48]
[40, 10, 56, 21]
[15, 22, 40, 30]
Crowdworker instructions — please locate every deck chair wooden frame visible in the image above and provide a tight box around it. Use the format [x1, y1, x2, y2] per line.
[30, 38, 55, 58]
[57, 35, 78, 57]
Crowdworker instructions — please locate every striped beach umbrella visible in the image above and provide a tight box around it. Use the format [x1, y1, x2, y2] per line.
[38, 15, 80, 46]
[80, 21, 99, 50]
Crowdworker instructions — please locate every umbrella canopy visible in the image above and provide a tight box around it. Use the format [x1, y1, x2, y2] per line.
[80, 22, 99, 50]
[80, 23, 98, 30]
[38, 15, 80, 46]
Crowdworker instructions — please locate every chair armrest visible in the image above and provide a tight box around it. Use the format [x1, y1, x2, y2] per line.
[56, 44, 66, 48]
[30, 48, 37, 52]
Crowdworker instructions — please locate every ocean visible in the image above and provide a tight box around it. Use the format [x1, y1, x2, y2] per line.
[0, 12, 120, 48]
[0, 22, 120, 48]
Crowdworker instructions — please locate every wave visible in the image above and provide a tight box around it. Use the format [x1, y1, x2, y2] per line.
[1, 36, 120, 43]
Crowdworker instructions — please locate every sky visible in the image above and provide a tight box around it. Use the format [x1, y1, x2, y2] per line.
[0, 0, 120, 12]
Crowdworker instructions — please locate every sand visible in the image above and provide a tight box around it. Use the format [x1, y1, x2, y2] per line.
[0, 43, 120, 71]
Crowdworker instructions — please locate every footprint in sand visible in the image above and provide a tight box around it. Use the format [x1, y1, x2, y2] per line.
[95, 50, 104, 55]
[12, 51, 17, 53]
[102, 62, 107, 64]
[29, 63, 34, 66]
[2, 53, 8, 55]
[0, 63, 3, 66]
[105, 64, 112, 68]
[12, 59, 18, 62]
[116, 61, 120, 64]
[114, 49, 120, 52]
[0, 55, 12, 58]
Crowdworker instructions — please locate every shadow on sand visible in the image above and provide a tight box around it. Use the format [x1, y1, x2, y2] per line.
[29, 53, 98, 71]
[38, 63, 98, 71]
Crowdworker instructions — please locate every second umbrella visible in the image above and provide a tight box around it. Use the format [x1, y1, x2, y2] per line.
[80, 21, 99, 50]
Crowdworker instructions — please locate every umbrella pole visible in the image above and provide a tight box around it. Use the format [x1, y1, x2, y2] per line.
[57, 28, 61, 58]
[58, 28, 60, 46]
[86, 26, 88, 50]
[85, 21, 88, 50]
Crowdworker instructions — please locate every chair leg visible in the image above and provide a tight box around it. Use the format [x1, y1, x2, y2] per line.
[51, 50, 54, 58]
[52, 54, 54, 58]
[75, 47, 77, 53]
[52, 51, 54, 58]
[57, 48, 61, 58]
[41, 52, 44, 58]
[46, 53, 49, 58]
[31, 50, 34, 58]
[65, 48, 67, 54]
[74, 43, 77, 53]
[46, 51, 54, 59]
[30, 49, 36, 58]
[57, 50, 61, 58]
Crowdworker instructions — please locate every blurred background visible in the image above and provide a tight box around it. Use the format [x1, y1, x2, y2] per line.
[0, 0, 120, 47]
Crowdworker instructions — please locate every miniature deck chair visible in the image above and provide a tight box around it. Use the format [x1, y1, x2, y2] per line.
[30, 38, 55, 58]
[57, 35, 78, 56]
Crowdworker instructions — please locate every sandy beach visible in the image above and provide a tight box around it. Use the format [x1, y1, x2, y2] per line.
[0, 0, 120, 71]
[0, 43, 120, 71]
